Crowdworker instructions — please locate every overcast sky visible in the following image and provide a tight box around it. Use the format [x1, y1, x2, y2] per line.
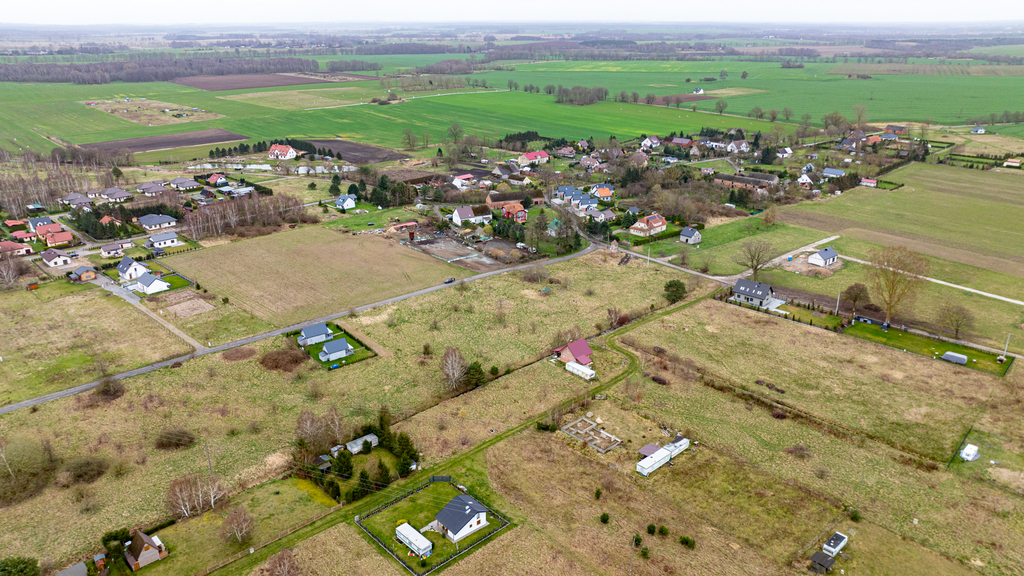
[3, 0, 1023, 27]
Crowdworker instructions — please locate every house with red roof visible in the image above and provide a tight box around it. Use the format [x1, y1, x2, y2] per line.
[0, 240, 32, 258]
[502, 202, 528, 224]
[554, 338, 593, 366]
[208, 173, 227, 185]
[45, 231, 75, 247]
[3, 219, 25, 229]
[268, 144, 297, 160]
[35, 223, 63, 240]
[11, 230, 35, 241]
[629, 213, 668, 237]
[99, 215, 122, 226]
[518, 150, 550, 166]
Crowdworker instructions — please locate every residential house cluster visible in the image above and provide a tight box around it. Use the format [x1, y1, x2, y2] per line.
[298, 323, 355, 363]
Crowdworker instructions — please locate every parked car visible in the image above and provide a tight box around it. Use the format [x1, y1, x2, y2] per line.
[366, 222, 374, 226]
[444, 277, 455, 284]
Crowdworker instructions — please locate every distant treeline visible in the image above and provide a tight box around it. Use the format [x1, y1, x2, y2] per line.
[412, 58, 475, 75]
[325, 59, 383, 72]
[352, 43, 462, 55]
[478, 41, 725, 63]
[0, 57, 318, 84]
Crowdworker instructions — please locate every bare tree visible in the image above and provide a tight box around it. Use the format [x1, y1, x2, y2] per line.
[167, 474, 203, 518]
[322, 406, 344, 445]
[715, 100, 728, 114]
[262, 549, 301, 576]
[0, 257, 28, 290]
[446, 123, 464, 144]
[868, 246, 929, 324]
[401, 129, 417, 151]
[732, 240, 776, 281]
[768, 109, 779, 122]
[0, 434, 15, 479]
[221, 507, 255, 544]
[697, 251, 716, 274]
[420, 132, 431, 149]
[645, 93, 656, 105]
[841, 283, 871, 316]
[853, 104, 868, 129]
[937, 299, 975, 339]
[782, 107, 794, 122]
[441, 347, 466, 392]
[295, 410, 330, 454]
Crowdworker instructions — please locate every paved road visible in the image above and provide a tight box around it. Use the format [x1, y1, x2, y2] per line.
[840, 255, 1024, 307]
[0, 242, 598, 415]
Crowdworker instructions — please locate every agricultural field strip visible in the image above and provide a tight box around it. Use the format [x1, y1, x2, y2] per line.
[301, 88, 510, 110]
[0, 242, 601, 415]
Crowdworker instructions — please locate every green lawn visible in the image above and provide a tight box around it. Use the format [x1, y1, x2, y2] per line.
[777, 304, 843, 329]
[87, 246, 149, 266]
[361, 482, 500, 572]
[160, 274, 192, 291]
[677, 220, 825, 275]
[324, 205, 422, 230]
[135, 478, 334, 576]
[25, 278, 95, 301]
[845, 322, 1011, 376]
[302, 324, 376, 368]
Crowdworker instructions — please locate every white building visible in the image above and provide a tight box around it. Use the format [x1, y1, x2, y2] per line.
[435, 495, 489, 543]
[679, 226, 701, 244]
[808, 247, 838, 267]
[396, 523, 432, 558]
[565, 361, 595, 381]
[130, 272, 171, 295]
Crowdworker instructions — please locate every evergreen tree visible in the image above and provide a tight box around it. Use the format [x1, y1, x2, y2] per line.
[358, 179, 367, 193]
[331, 174, 341, 186]
[347, 183, 360, 198]
[373, 460, 393, 488]
[465, 361, 486, 389]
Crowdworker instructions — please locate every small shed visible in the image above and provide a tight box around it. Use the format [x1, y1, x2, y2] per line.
[396, 522, 432, 557]
[809, 551, 836, 573]
[808, 247, 838, 267]
[941, 351, 968, 365]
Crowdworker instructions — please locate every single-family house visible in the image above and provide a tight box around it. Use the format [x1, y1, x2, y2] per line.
[45, 231, 75, 247]
[59, 192, 89, 206]
[625, 206, 640, 215]
[679, 226, 701, 244]
[592, 184, 614, 200]
[579, 156, 600, 169]
[136, 214, 177, 231]
[547, 219, 563, 237]
[507, 174, 531, 186]
[701, 167, 715, 176]
[40, 248, 72, 267]
[518, 150, 550, 165]
[208, 173, 227, 185]
[69, 266, 98, 282]
[641, 136, 661, 148]
[577, 195, 599, 211]
[556, 146, 575, 158]
[0, 240, 32, 258]
[452, 205, 492, 226]
[346, 433, 379, 455]
[502, 202, 528, 223]
[396, 522, 432, 558]
[268, 144, 298, 160]
[802, 163, 816, 173]
[777, 147, 793, 158]
[865, 135, 881, 145]
[298, 323, 334, 346]
[555, 185, 578, 198]
[733, 278, 775, 308]
[147, 232, 180, 249]
[334, 195, 357, 210]
[129, 272, 171, 295]
[808, 247, 838, 267]
[101, 188, 133, 202]
[970, 126, 986, 134]
[168, 177, 201, 191]
[99, 215, 123, 226]
[597, 209, 616, 222]
[100, 243, 125, 258]
[860, 178, 878, 187]
[798, 173, 822, 188]
[434, 495, 489, 543]
[705, 139, 727, 150]
[727, 140, 750, 153]
[35, 222, 63, 239]
[26, 216, 53, 233]
[117, 256, 149, 281]
[319, 338, 354, 362]
[577, 139, 589, 149]
[885, 124, 908, 135]
[491, 163, 518, 180]
[11, 230, 35, 241]
[880, 133, 898, 142]
[692, 88, 704, 95]
[86, 189, 102, 199]
[554, 338, 593, 365]
[124, 530, 169, 571]
[822, 167, 846, 179]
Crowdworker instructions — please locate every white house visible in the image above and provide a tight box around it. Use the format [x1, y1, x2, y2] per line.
[396, 523, 432, 558]
[679, 226, 701, 244]
[733, 278, 775, 307]
[137, 214, 177, 231]
[319, 338, 354, 362]
[692, 88, 704, 95]
[970, 126, 986, 135]
[434, 495, 489, 543]
[334, 195, 357, 210]
[808, 247, 838, 267]
[705, 139, 727, 150]
[298, 323, 333, 346]
[641, 136, 661, 148]
[40, 248, 72, 267]
[452, 205, 492, 227]
[268, 144, 297, 160]
[116, 256, 149, 281]
[130, 272, 171, 295]
[777, 147, 793, 159]
[726, 140, 750, 153]
[148, 232, 180, 249]
[802, 163, 816, 173]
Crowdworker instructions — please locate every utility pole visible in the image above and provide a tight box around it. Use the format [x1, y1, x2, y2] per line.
[628, 535, 636, 576]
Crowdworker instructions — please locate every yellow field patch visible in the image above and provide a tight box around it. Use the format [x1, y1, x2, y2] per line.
[220, 87, 369, 111]
[82, 99, 223, 126]
[705, 87, 768, 97]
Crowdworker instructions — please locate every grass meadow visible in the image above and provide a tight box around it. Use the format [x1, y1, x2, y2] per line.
[617, 302, 1024, 574]
[0, 280, 192, 404]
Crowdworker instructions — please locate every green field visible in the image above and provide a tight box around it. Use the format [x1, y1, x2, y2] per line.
[663, 218, 825, 275]
[845, 322, 1010, 376]
[780, 162, 1024, 278]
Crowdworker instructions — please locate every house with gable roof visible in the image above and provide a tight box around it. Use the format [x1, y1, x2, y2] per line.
[124, 529, 169, 571]
[434, 494, 489, 543]
[554, 338, 593, 366]
[808, 247, 839, 267]
[733, 278, 775, 308]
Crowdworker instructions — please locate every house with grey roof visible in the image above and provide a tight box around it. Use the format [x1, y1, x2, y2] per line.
[69, 266, 97, 282]
[117, 256, 149, 281]
[136, 214, 177, 231]
[129, 272, 171, 295]
[679, 226, 701, 244]
[319, 338, 354, 362]
[40, 248, 72, 267]
[27, 216, 53, 233]
[434, 495, 489, 543]
[146, 231, 180, 249]
[102, 188, 134, 202]
[808, 247, 838, 267]
[733, 278, 775, 308]
[298, 323, 333, 346]
[334, 194, 357, 210]
[822, 167, 846, 179]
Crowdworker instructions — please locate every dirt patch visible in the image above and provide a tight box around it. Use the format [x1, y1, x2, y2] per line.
[779, 252, 844, 277]
[79, 128, 247, 153]
[221, 347, 257, 362]
[166, 298, 216, 319]
[987, 467, 1024, 491]
[304, 140, 409, 164]
[410, 236, 505, 272]
[83, 99, 223, 126]
[172, 73, 332, 91]
[258, 349, 308, 372]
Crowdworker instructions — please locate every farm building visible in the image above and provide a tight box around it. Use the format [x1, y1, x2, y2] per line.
[396, 522, 432, 557]
[565, 361, 595, 380]
[554, 338, 593, 365]
[268, 144, 298, 159]
[434, 495, 489, 543]
[679, 226, 701, 244]
[629, 213, 668, 237]
[298, 323, 333, 346]
[808, 247, 838, 267]
[346, 433, 379, 455]
[124, 530, 169, 571]
[822, 167, 846, 179]
[486, 190, 545, 210]
[319, 338, 354, 362]
[885, 124, 908, 135]
[40, 248, 72, 268]
[733, 279, 775, 308]
[129, 272, 171, 295]
[1003, 159, 1021, 168]
[822, 532, 848, 557]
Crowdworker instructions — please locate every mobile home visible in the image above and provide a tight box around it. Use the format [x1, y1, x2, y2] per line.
[636, 447, 672, 476]
[565, 361, 595, 381]
[396, 522, 432, 557]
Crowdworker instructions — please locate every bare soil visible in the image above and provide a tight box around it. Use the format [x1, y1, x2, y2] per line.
[166, 298, 216, 319]
[84, 99, 223, 126]
[80, 128, 248, 153]
[303, 140, 409, 164]
[171, 74, 332, 91]
[411, 237, 504, 272]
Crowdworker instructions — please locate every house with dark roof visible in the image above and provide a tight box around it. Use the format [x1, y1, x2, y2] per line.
[453, 205, 492, 227]
[69, 266, 97, 283]
[129, 272, 170, 295]
[971, 126, 986, 134]
[136, 214, 177, 231]
[733, 279, 775, 308]
[334, 194, 357, 210]
[434, 494, 489, 543]
[101, 243, 125, 258]
[880, 133, 898, 141]
[554, 338, 593, 366]
[798, 173, 823, 188]
[822, 168, 846, 179]
[808, 247, 838, 267]
[117, 256, 149, 281]
[40, 248, 72, 268]
[26, 216, 53, 233]
[298, 323, 333, 346]
[629, 213, 667, 237]
[319, 338, 354, 362]
[101, 188, 134, 202]
[885, 124, 908, 135]
[146, 231, 180, 249]
[679, 226, 701, 244]
[124, 529, 168, 571]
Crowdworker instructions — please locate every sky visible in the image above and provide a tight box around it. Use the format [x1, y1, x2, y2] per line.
[2, 0, 1024, 27]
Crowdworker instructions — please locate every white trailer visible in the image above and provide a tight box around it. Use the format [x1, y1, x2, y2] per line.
[636, 447, 671, 476]
[396, 522, 432, 557]
[566, 361, 595, 381]
[822, 532, 848, 557]
[663, 437, 690, 457]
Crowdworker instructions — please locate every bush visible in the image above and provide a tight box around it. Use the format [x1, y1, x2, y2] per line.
[490, 365, 499, 376]
[155, 428, 196, 450]
[647, 524, 656, 535]
[102, 528, 130, 554]
[600, 512, 609, 524]
[850, 508, 862, 522]
[640, 547, 649, 559]
[419, 559, 427, 568]
[362, 439, 372, 454]
[633, 534, 642, 547]
[259, 349, 308, 372]
[0, 556, 41, 576]
[93, 377, 125, 401]
[595, 488, 602, 500]
[658, 525, 669, 536]
[680, 535, 696, 549]
[784, 445, 811, 459]
[222, 297, 229, 304]
[62, 456, 109, 485]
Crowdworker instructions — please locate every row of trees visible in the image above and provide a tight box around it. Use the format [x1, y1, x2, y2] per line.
[0, 57, 318, 84]
[181, 194, 309, 240]
[554, 85, 610, 106]
[325, 59, 383, 72]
